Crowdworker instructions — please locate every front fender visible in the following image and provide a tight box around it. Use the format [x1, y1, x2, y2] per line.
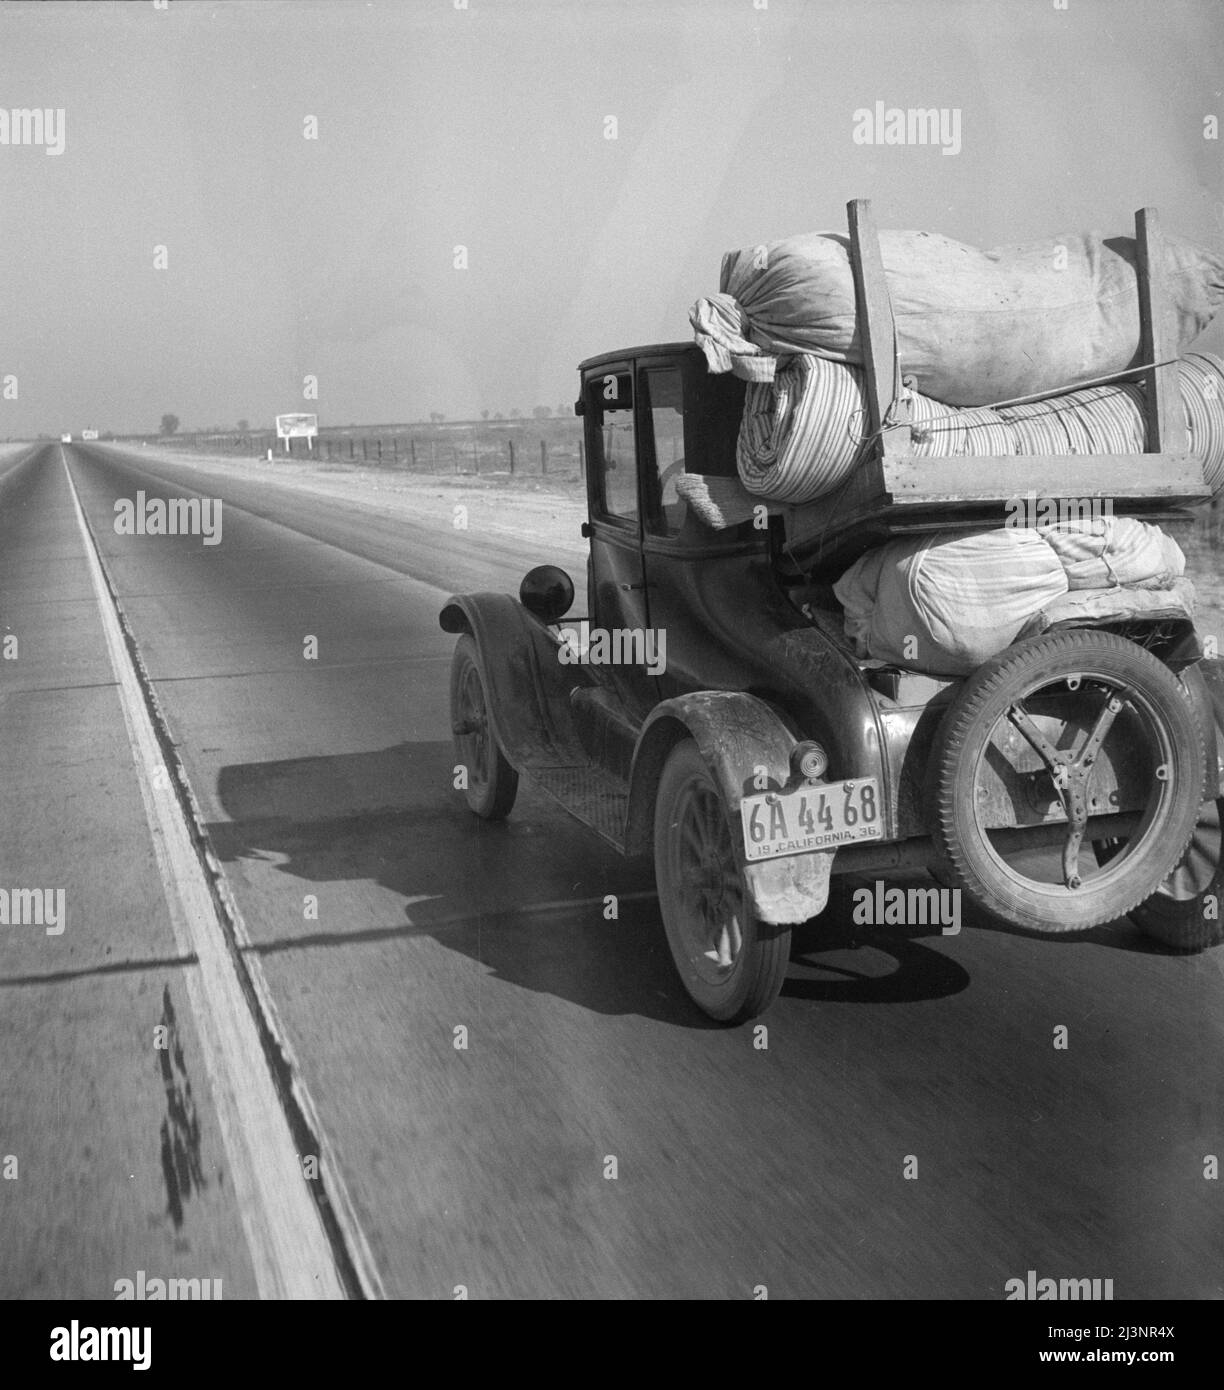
[626, 690, 832, 926]
[439, 592, 591, 768]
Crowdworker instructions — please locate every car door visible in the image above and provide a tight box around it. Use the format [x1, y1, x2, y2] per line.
[637, 352, 765, 702]
[581, 362, 656, 719]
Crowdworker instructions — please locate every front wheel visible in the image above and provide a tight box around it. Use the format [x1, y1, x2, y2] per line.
[449, 634, 518, 820]
[653, 740, 790, 1022]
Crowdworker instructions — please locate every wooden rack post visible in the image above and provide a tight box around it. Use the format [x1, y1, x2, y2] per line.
[1135, 207, 1189, 456]
[847, 199, 911, 461]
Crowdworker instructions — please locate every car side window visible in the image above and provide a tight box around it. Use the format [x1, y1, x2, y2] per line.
[587, 370, 637, 524]
[641, 365, 686, 535]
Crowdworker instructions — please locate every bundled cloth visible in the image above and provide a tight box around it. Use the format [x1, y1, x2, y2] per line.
[736, 351, 1224, 505]
[691, 228, 1224, 406]
[832, 519, 1190, 677]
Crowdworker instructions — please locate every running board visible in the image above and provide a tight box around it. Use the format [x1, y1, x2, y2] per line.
[525, 765, 630, 851]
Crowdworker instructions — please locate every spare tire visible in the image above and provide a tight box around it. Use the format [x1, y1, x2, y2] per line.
[928, 630, 1204, 932]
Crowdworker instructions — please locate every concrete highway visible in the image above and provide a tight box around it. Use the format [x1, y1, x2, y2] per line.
[2, 440, 1222, 1299]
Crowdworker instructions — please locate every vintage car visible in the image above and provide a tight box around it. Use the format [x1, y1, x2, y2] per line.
[439, 203, 1224, 1022]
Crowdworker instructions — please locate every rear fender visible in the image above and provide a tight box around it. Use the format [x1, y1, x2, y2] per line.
[439, 593, 590, 768]
[626, 691, 833, 926]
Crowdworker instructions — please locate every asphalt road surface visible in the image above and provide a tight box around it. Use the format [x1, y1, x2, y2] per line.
[2, 440, 1222, 1300]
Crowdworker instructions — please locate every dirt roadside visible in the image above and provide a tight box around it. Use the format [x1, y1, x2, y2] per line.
[99, 441, 590, 563]
[92, 440, 1223, 647]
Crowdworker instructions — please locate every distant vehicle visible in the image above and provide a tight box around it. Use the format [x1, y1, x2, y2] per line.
[60, 433, 72, 443]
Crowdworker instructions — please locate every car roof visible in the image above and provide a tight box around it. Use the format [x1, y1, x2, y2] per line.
[577, 342, 700, 372]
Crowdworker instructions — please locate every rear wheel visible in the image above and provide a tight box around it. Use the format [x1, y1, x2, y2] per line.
[929, 631, 1204, 932]
[449, 634, 518, 820]
[653, 740, 790, 1022]
[1096, 797, 1224, 950]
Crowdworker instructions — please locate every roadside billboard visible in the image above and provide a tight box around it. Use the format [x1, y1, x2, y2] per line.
[275, 413, 318, 451]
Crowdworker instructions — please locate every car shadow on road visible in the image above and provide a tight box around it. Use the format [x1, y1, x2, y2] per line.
[204, 740, 1008, 1024]
[207, 738, 708, 1025]
[785, 925, 971, 1004]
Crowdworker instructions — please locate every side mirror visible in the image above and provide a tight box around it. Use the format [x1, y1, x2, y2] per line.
[519, 565, 574, 624]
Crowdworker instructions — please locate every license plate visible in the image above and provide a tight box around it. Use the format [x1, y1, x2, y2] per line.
[741, 778, 883, 862]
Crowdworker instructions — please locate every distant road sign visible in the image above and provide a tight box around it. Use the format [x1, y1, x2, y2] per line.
[81, 429, 99, 441]
[275, 413, 318, 440]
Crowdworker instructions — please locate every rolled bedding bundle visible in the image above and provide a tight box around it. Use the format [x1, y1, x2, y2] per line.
[692, 226, 1224, 406]
[736, 351, 1224, 505]
[833, 519, 1191, 676]
[1037, 513, 1185, 590]
[735, 354, 865, 504]
[834, 529, 1071, 676]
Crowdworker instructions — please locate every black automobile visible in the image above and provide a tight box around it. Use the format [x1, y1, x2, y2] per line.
[440, 204, 1224, 1023]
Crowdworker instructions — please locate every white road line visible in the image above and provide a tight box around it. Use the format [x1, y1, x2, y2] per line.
[60, 449, 349, 1300]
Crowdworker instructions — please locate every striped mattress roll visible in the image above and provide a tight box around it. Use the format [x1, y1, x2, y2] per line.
[1026, 385, 1114, 455]
[1085, 382, 1147, 453]
[1000, 357, 1224, 481]
[736, 350, 1224, 505]
[736, 354, 865, 502]
[1180, 353, 1224, 493]
[908, 392, 964, 457]
[1021, 382, 1146, 457]
[953, 407, 1013, 457]
[990, 397, 1073, 455]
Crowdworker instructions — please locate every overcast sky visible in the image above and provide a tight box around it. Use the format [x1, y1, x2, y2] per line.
[0, 0, 1221, 436]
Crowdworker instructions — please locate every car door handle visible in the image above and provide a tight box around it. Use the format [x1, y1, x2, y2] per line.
[619, 582, 645, 591]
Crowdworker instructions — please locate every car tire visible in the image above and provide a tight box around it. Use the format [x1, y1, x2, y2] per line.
[653, 739, 790, 1022]
[929, 631, 1204, 933]
[1096, 796, 1224, 951]
[450, 633, 519, 820]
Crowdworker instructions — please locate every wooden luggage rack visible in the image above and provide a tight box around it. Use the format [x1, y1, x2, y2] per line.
[788, 199, 1212, 575]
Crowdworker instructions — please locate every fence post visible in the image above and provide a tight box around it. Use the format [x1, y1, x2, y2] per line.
[578, 439, 585, 480]
[508, 440, 515, 474]
[411, 437, 417, 467]
[540, 439, 547, 474]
